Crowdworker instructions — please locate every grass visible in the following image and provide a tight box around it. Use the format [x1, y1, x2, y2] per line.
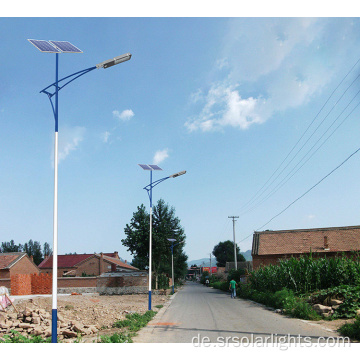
[0, 330, 51, 343]
[338, 317, 360, 341]
[155, 305, 164, 309]
[98, 310, 158, 343]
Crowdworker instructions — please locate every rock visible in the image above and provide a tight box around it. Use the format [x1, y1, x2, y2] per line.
[61, 330, 78, 338]
[32, 326, 42, 336]
[312, 304, 332, 315]
[32, 316, 41, 325]
[274, 309, 282, 313]
[356, 309, 360, 316]
[23, 309, 32, 317]
[330, 299, 343, 306]
[332, 304, 341, 310]
[25, 317, 32, 323]
[19, 323, 34, 329]
[44, 327, 51, 337]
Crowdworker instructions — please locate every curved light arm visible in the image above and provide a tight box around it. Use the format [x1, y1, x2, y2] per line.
[40, 66, 97, 98]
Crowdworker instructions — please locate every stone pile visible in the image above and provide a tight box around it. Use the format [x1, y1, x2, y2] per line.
[0, 305, 99, 340]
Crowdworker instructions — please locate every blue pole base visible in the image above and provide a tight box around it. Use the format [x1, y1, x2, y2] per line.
[172, 285, 174, 294]
[148, 290, 152, 310]
[51, 309, 57, 343]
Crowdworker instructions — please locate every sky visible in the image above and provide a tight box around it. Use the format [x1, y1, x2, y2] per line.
[2, 5, 360, 264]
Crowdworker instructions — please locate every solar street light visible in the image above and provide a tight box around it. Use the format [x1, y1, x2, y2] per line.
[139, 164, 186, 310]
[96, 53, 132, 69]
[29, 39, 131, 343]
[168, 239, 184, 294]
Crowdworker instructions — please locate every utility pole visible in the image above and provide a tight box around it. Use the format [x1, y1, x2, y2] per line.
[209, 253, 212, 275]
[228, 216, 239, 270]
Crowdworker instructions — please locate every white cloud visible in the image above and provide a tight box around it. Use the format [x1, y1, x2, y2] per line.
[101, 131, 111, 143]
[52, 126, 86, 166]
[186, 18, 359, 132]
[153, 149, 169, 165]
[112, 109, 134, 121]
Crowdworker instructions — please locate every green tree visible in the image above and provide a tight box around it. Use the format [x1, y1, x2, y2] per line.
[43, 242, 52, 257]
[23, 240, 44, 265]
[212, 240, 245, 267]
[122, 199, 188, 288]
[0, 240, 23, 253]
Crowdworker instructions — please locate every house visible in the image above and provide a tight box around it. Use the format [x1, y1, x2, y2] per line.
[0, 252, 40, 279]
[38, 251, 138, 277]
[252, 225, 360, 270]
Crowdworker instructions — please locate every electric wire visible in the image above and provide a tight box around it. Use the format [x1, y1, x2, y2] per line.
[238, 144, 360, 243]
[239, 57, 360, 213]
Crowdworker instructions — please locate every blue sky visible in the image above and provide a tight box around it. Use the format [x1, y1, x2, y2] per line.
[2, 11, 360, 263]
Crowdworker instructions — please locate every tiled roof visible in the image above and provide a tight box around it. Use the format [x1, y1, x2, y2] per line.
[252, 225, 360, 256]
[101, 254, 138, 271]
[0, 252, 26, 269]
[38, 253, 117, 269]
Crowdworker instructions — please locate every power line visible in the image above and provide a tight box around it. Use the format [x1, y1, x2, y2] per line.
[239, 93, 360, 217]
[239, 56, 360, 213]
[239, 144, 360, 242]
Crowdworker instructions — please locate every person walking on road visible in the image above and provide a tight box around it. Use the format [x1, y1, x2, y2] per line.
[229, 279, 237, 299]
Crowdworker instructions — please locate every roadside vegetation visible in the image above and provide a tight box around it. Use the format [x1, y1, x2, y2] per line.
[202, 253, 360, 339]
[99, 310, 157, 343]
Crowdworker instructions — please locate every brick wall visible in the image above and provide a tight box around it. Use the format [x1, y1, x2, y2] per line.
[11, 274, 32, 295]
[76, 259, 101, 276]
[11, 256, 39, 276]
[96, 272, 148, 295]
[0, 269, 10, 279]
[31, 273, 52, 294]
[252, 252, 355, 270]
[58, 277, 97, 288]
[0, 278, 11, 289]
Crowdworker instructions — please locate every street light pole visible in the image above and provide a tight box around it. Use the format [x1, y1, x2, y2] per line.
[168, 239, 176, 294]
[228, 216, 239, 270]
[139, 165, 186, 310]
[29, 39, 131, 343]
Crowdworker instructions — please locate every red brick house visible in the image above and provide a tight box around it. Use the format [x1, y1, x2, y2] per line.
[0, 252, 40, 279]
[38, 251, 138, 277]
[252, 225, 360, 270]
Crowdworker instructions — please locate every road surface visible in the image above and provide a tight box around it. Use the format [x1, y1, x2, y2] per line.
[134, 281, 342, 344]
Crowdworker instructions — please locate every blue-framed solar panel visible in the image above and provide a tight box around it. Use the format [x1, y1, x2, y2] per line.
[149, 165, 163, 171]
[28, 39, 60, 53]
[139, 164, 152, 170]
[49, 41, 83, 53]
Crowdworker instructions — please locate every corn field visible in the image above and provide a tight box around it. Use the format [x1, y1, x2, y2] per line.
[249, 253, 360, 294]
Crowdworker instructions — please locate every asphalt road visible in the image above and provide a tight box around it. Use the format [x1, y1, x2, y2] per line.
[134, 281, 342, 344]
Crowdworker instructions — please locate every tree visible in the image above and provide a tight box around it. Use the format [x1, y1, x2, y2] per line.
[122, 199, 188, 287]
[43, 242, 52, 257]
[23, 240, 44, 265]
[0, 240, 22, 253]
[212, 240, 245, 267]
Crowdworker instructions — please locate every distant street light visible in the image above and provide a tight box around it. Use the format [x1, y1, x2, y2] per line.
[167, 239, 184, 294]
[29, 39, 131, 343]
[139, 164, 186, 310]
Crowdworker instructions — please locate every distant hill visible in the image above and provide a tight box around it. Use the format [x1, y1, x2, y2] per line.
[188, 251, 252, 267]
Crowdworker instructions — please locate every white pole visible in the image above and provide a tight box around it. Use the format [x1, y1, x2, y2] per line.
[171, 250, 174, 293]
[148, 207, 152, 310]
[51, 131, 58, 342]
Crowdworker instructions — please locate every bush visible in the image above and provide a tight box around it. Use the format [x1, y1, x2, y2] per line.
[249, 253, 360, 294]
[339, 317, 360, 341]
[227, 269, 246, 282]
[211, 281, 229, 292]
[237, 286, 320, 320]
[99, 332, 133, 343]
[113, 310, 157, 332]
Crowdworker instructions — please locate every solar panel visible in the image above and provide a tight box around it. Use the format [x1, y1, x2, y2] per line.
[138, 164, 152, 170]
[28, 39, 60, 53]
[49, 41, 83, 53]
[149, 165, 163, 171]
